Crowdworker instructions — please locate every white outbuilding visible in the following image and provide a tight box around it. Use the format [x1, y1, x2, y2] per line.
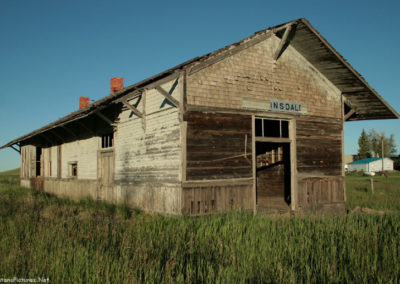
[347, 157, 394, 173]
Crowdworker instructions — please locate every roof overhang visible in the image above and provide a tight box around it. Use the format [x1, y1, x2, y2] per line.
[275, 18, 399, 121]
[2, 18, 398, 149]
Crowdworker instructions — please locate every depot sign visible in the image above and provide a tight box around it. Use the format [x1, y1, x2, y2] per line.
[269, 100, 305, 114]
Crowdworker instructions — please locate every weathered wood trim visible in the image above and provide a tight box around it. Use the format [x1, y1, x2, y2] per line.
[188, 31, 273, 75]
[142, 90, 146, 131]
[254, 137, 292, 143]
[290, 119, 297, 210]
[182, 178, 253, 188]
[95, 111, 114, 126]
[341, 97, 347, 202]
[122, 99, 143, 118]
[252, 114, 257, 215]
[10, 144, 20, 154]
[155, 86, 180, 107]
[344, 109, 356, 121]
[115, 90, 142, 104]
[273, 24, 293, 60]
[57, 145, 61, 178]
[145, 71, 181, 91]
[186, 104, 303, 119]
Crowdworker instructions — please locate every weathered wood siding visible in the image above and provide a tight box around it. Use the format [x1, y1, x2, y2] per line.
[186, 112, 252, 180]
[185, 33, 344, 214]
[20, 145, 36, 179]
[296, 116, 342, 177]
[182, 181, 253, 216]
[60, 137, 98, 179]
[297, 176, 345, 214]
[187, 34, 341, 118]
[295, 116, 345, 212]
[114, 79, 182, 214]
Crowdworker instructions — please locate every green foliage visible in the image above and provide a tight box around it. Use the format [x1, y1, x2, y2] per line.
[368, 129, 397, 157]
[0, 173, 400, 282]
[357, 129, 371, 160]
[394, 159, 400, 171]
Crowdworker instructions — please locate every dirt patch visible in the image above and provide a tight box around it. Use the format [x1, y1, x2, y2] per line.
[350, 206, 385, 215]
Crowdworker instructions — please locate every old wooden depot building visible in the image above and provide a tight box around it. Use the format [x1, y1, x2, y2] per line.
[2, 18, 398, 215]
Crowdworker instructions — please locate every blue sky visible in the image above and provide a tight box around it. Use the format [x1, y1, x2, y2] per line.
[0, 0, 399, 172]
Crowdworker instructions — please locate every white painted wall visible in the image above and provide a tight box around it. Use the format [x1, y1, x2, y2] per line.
[348, 158, 394, 173]
[114, 79, 181, 183]
[61, 136, 99, 179]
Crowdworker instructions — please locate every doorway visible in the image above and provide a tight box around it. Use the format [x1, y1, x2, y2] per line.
[254, 117, 292, 211]
[98, 150, 114, 202]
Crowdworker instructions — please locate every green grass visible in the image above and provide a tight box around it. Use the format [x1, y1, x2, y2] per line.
[346, 172, 400, 212]
[0, 170, 399, 282]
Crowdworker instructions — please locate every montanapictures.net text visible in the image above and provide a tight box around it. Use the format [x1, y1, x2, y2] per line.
[0, 278, 49, 283]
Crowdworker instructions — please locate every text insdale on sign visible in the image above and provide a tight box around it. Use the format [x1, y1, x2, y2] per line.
[269, 100, 303, 113]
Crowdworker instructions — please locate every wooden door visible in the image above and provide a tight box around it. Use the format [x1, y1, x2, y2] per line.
[98, 150, 114, 202]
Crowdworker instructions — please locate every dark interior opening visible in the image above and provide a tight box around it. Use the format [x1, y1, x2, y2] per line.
[256, 142, 291, 207]
[255, 118, 289, 138]
[36, 147, 42, 177]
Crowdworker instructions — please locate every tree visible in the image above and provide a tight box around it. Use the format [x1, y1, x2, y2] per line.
[356, 129, 371, 160]
[368, 129, 397, 158]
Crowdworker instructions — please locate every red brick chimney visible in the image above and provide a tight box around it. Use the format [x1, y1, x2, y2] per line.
[79, 96, 90, 109]
[110, 77, 124, 93]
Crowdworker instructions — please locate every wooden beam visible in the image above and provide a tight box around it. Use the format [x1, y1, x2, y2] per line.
[95, 111, 114, 125]
[50, 129, 65, 142]
[273, 24, 293, 61]
[61, 125, 78, 138]
[344, 109, 356, 121]
[40, 133, 54, 144]
[155, 86, 180, 107]
[77, 121, 95, 135]
[122, 99, 143, 118]
[10, 144, 20, 154]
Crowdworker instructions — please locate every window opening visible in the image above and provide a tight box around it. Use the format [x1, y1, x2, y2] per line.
[255, 118, 289, 139]
[68, 162, 78, 177]
[101, 132, 114, 149]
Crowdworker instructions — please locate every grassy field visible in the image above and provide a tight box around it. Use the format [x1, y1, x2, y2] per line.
[0, 170, 399, 282]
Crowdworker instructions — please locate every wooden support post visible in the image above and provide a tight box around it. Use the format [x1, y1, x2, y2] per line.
[142, 90, 146, 131]
[95, 111, 114, 126]
[122, 99, 143, 118]
[273, 24, 293, 61]
[155, 86, 180, 107]
[370, 178, 374, 194]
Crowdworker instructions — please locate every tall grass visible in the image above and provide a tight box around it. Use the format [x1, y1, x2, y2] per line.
[0, 172, 399, 282]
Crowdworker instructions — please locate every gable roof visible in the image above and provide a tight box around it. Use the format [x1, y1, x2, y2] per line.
[1, 18, 398, 150]
[348, 157, 393, 165]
